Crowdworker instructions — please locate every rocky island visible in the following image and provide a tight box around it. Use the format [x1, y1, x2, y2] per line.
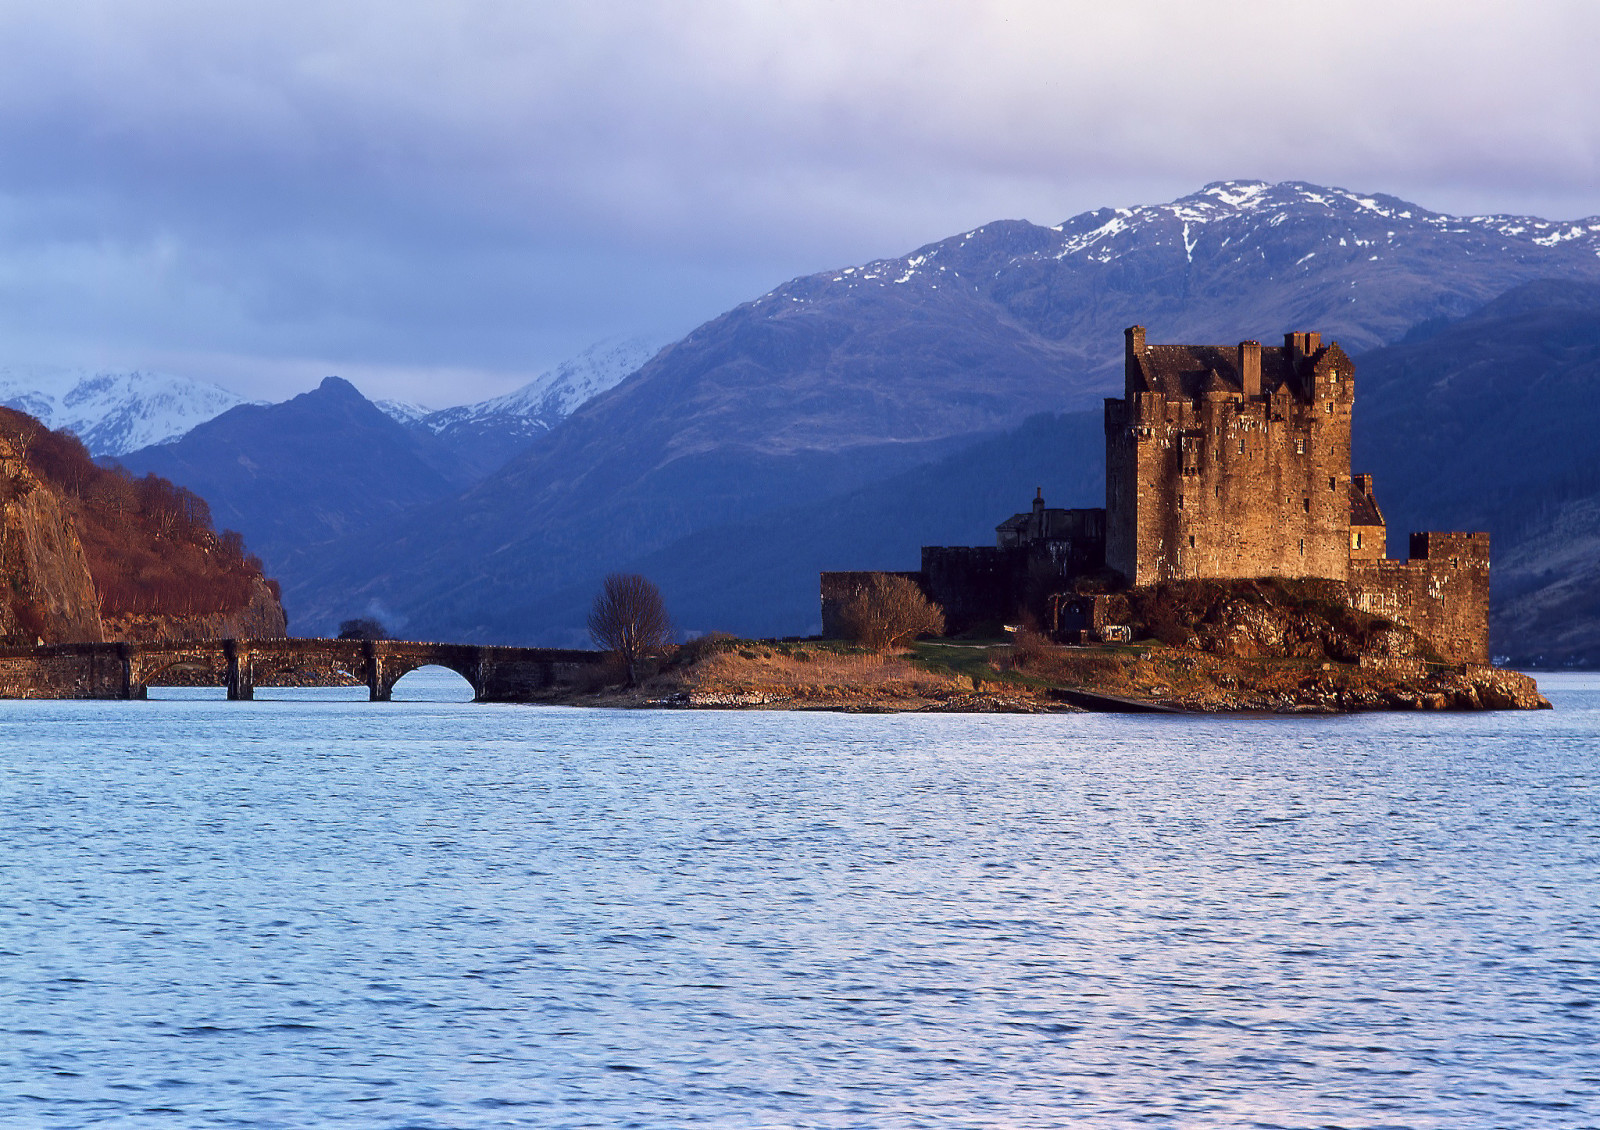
[557, 575, 1548, 714]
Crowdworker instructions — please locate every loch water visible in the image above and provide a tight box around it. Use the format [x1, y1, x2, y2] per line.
[1, 670, 1597, 1129]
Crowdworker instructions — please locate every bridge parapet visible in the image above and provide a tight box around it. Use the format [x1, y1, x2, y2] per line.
[0, 638, 609, 701]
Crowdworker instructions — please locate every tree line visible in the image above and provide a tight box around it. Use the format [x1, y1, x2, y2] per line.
[0, 408, 278, 619]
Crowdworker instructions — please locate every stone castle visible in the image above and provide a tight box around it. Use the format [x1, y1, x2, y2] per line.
[822, 326, 1491, 664]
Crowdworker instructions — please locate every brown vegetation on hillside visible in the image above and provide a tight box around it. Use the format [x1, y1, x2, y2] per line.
[0, 408, 280, 623]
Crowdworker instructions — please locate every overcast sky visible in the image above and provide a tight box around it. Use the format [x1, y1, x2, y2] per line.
[1, 0, 1596, 406]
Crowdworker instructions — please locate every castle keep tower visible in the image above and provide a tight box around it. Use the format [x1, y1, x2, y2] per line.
[1105, 326, 1355, 586]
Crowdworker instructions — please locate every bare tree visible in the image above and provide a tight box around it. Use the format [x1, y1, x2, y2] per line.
[837, 574, 946, 652]
[588, 573, 673, 687]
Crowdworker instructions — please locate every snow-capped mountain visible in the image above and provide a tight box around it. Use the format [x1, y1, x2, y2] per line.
[761, 179, 1600, 382]
[0, 368, 256, 456]
[423, 336, 658, 436]
[373, 399, 433, 426]
[409, 336, 661, 478]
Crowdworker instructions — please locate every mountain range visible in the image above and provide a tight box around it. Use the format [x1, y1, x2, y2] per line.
[275, 181, 1600, 644]
[87, 181, 1600, 662]
[0, 368, 257, 456]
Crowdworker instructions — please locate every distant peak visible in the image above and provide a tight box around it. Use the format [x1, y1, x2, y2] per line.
[307, 376, 378, 407]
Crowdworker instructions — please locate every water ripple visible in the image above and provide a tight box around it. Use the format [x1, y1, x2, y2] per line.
[0, 673, 1596, 1127]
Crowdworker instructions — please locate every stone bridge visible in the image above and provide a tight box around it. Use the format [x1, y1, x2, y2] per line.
[0, 638, 609, 701]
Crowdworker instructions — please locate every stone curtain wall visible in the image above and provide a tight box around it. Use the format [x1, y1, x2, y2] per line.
[1349, 532, 1491, 664]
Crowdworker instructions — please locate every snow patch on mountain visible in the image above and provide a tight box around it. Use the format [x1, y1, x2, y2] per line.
[374, 399, 433, 426]
[0, 368, 256, 456]
[421, 336, 660, 439]
[761, 181, 1600, 307]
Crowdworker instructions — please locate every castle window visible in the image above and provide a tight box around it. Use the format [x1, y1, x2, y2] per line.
[1299, 538, 1305, 556]
[1177, 494, 1184, 510]
[1189, 535, 1196, 548]
[1303, 497, 1310, 514]
[1296, 438, 1306, 455]
[1327, 402, 1334, 415]
[1214, 485, 1220, 499]
[1329, 476, 1337, 492]
[1238, 438, 1245, 454]
[1354, 531, 1364, 549]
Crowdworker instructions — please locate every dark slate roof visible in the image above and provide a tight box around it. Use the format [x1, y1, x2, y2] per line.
[1132, 342, 1350, 399]
[996, 508, 1105, 539]
[1350, 482, 1385, 527]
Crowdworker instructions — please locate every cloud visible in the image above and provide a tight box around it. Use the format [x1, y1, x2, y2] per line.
[0, 0, 1595, 402]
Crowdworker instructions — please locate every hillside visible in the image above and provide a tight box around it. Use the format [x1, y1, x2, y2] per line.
[279, 182, 1600, 642]
[0, 408, 285, 643]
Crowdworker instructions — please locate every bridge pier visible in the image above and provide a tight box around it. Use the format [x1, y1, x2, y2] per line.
[224, 639, 254, 701]
[364, 639, 390, 702]
[115, 643, 146, 700]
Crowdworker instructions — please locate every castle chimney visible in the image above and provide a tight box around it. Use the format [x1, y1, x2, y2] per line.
[1353, 473, 1372, 496]
[1032, 487, 1045, 538]
[1237, 340, 1261, 397]
[1305, 331, 1321, 354]
[1284, 331, 1306, 359]
[1124, 325, 1146, 395]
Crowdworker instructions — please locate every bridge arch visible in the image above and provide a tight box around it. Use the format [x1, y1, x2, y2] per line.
[367, 644, 485, 702]
[132, 649, 228, 695]
[387, 664, 478, 701]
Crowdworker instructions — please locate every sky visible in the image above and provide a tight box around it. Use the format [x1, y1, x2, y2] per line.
[1, 0, 1597, 407]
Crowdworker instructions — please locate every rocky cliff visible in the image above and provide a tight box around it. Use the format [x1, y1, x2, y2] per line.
[0, 434, 105, 643]
[0, 409, 287, 644]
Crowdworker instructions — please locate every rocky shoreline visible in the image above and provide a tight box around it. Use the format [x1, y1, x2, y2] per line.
[540, 637, 1551, 715]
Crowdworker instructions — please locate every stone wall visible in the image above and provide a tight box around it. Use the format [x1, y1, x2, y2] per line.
[1349, 532, 1491, 664]
[0, 644, 134, 698]
[919, 547, 1031, 632]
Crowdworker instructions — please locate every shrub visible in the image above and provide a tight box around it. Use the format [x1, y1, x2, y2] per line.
[836, 575, 946, 652]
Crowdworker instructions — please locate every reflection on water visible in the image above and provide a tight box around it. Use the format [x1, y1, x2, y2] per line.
[149, 664, 477, 703]
[1, 670, 1596, 1128]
